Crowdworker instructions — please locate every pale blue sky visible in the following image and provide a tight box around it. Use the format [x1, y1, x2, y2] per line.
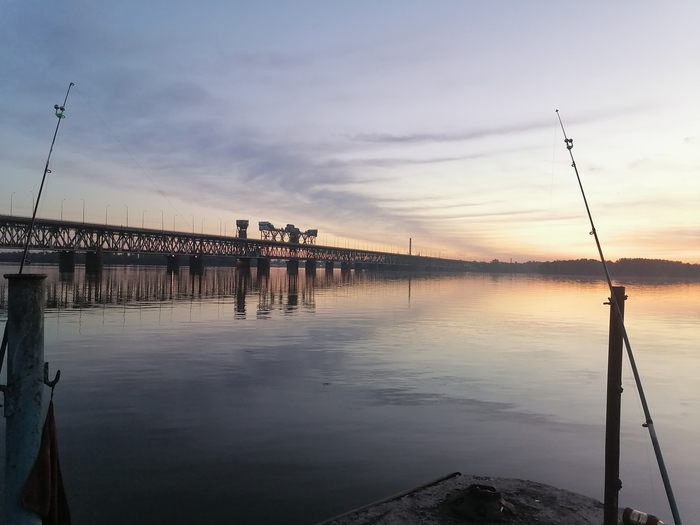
[1, 1, 698, 261]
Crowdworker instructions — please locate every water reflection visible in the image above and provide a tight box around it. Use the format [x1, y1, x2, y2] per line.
[1, 265, 698, 524]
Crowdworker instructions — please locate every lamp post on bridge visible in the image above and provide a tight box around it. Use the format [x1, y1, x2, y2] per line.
[10, 192, 15, 216]
[159, 209, 164, 231]
[201, 218, 205, 234]
[142, 209, 147, 228]
[224, 221, 228, 236]
[124, 204, 129, 227]
[61, 198, 66, 220]
[190, 214, 194, 234]
[218, 217, 222, 236]
[30, 191, 35, 214]
[81, 198, 85, 223]
[105, 204, 110, 225]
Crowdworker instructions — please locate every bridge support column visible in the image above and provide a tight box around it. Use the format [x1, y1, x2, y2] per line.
[353, 262, 363, 272]
[340, 262, 351, 274]
[286, 260, 299, 274]
[368, 263, 379, 272]
[237, 258, 251, 272]
[256, 258, 270, 275]
[189, 254, 205, 275]
[85, 250, 103, 275]
[166, 254, 180, 273]
[305, 259, 316, 276]
[59, 250, 75, 273]
[325, 261, 334, 273]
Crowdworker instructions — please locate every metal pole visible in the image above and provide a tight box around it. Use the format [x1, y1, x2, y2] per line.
[81, 198, 85, 223]
[604, 286, 626, 525]
[3, 273, 46, 525]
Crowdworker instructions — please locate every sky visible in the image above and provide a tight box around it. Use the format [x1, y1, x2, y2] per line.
[1, 1, 699, 263]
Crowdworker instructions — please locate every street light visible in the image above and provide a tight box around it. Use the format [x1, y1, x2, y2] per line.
[61, 198, 66, 220]
[80, 198, 85, 223]
[159, 209, 164, 231]
[142, 209, 147, 228]
[10, 192, 15, 216]
[201, 218, 205, 234]
[30, 191, 35, 214]
[218, 217, 222, 236]
[124, 204, 129, 227]
[190, 214, 194, 234]
[105, 204, 110, 225]
[224, 221, 228, 236]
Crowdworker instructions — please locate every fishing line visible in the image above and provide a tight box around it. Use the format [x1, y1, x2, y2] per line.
[73, 87, 192, 231]
[556, 110, 682, 525]
[0, 83, 75, 376]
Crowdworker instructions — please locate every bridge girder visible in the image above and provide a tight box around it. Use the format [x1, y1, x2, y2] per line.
[0, 215, 466, 270]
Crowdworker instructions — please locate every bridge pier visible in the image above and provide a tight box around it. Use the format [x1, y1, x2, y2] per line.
[305, 259, 316, 277]
[59, 250, 75, 273]
[286, 260, 299, 274]
[189, 254, 205, 275]
[325, 261, 334, 273]
[353, 262, 363, 272]
[166, 254, 180, 273]
[340, 262, 351, 274]
[85, 250, 103, 274]
[256, 258, 270, 275]
[237, 258, 251, 272]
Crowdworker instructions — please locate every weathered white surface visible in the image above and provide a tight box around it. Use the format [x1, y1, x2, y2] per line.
[317, 473, 603, 525]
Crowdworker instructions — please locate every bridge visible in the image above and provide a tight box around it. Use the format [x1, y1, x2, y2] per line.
[0, 214, 469, 274]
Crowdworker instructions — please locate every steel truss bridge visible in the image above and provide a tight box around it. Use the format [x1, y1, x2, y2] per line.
[0, 215, 468, 271]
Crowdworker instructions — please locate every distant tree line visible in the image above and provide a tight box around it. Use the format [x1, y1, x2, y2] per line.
[1, 251, 699, 278]
[539, 258, 700, 278]
[470, 258, 700, 278]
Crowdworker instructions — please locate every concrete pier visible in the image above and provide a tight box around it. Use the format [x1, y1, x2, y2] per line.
[340, 262, 351, 274]
[305, 259, 317, 276]
[256, 258, 270, 274]
[316, 472, 603, 525]
[286, 260, 299, 274]
[58, 250, 75, 273]
[166, 254, 180, 273]
[3, 274, 46, 525]
[189, 254, 205, 275]
[85, 250, 103, 274]
[237, 258, 251, 272]
[325, 261, 334, 273]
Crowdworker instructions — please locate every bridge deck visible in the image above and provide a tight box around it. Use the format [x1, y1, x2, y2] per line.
[0, 215, 467, 270]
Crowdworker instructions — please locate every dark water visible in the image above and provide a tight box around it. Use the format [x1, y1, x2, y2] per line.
[1, 265, 698, 524]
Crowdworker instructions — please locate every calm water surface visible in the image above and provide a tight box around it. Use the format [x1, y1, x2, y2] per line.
[1, 265, 698, 524]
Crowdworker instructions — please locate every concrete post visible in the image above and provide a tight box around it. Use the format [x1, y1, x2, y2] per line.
[3, 274, 46, 525]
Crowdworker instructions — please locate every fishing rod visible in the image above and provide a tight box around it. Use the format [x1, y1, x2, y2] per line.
[556, 110, 682, 525]
[0, 82, 74, 376]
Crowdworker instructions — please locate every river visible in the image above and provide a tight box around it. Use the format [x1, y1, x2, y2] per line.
[1, 264, 698, 524]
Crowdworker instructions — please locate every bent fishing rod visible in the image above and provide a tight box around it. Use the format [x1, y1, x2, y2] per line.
[0, 82, 74, 376]
[556, 110, 682, 525]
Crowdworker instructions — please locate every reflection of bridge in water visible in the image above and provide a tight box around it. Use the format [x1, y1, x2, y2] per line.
[0, 266, 418, 319]
[0, 215, 469, 274]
